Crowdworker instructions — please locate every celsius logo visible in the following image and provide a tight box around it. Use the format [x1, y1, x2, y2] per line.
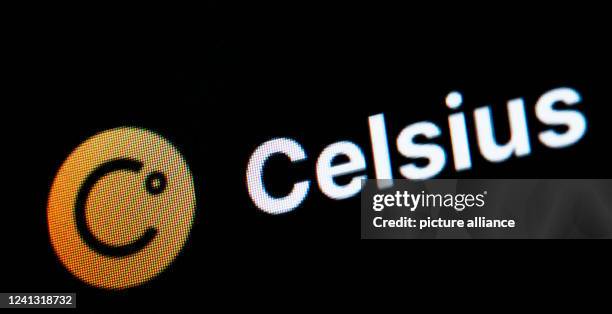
[47, 127, 196, 290]
[45, 86, 588, 288]
[246, 87, 588, 214]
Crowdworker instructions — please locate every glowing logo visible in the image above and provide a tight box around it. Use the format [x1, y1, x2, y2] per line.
[48, 127, 196, 289]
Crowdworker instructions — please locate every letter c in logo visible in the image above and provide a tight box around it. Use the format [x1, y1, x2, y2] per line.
[47, 127, 196, 289]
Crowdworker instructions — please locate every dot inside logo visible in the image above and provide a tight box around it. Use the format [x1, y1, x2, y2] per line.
[47, 127, 196, 290]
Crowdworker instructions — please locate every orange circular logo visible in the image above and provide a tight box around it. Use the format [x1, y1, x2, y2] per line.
[47, 127, 196, 290]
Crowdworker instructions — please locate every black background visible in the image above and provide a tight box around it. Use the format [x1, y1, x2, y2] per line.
[2, 1, 611, 311]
